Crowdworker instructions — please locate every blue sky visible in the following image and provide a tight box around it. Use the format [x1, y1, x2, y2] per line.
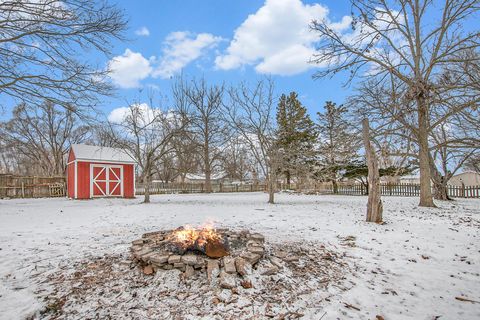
[3, 0, 475, 122]
[100, 0, 354, 121]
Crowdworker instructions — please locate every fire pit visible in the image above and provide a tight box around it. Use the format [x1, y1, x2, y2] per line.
[166, 225, 230, 258]
[130, 225, 266, 285]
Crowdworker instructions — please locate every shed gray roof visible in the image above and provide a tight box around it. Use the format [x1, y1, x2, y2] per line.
[71, 144, 136, 164]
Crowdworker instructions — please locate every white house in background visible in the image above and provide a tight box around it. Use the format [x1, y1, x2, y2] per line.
[399, 174, 420, 184]
[399, 171, 480, 186]
[447, 171, 480, 186]
[178, 172, 229, 184]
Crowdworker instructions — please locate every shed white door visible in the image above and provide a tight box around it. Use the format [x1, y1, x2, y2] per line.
[91, 165, 123, 197]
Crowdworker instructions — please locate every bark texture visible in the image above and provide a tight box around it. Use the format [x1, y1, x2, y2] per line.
[362, 119, 383, 223]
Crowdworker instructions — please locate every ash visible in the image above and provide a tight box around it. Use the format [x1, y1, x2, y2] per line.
[40, 241, 349, 319]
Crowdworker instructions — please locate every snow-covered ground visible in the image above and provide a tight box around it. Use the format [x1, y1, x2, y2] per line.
[0, 193, 479, 319]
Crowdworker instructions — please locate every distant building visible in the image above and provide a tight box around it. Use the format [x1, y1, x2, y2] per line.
[398, 171, 480, 186]
[447, 171, 480, 186]
[176, 172, 229, 184]
[399, 175, 420, 184]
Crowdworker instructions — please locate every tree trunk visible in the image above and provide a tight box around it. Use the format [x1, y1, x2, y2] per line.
[286, 170, 291, 189]
[332, 179, 338, 194]
[362, 119, 383, 223]
[144, 174, 151, 204]
[204, 169, 212, 193]
[417, 99, 436, 207]
[268, 179, 275, 204]
[267, 170, 275, 204]
[433, 181, 451, 201]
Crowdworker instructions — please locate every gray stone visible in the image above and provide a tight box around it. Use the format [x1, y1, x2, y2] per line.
[241, 252, 262, 265]
[219, 271, 236, 289]
[181, 254, 198, 266]
[173, 262, 185, 269]
[163, 264, 173, 270]
[207, 259, 220, 283]
[150, 254, 169, 266]
[130, 246, 143, 252]
[283, 255, 299, 262]
[168, 255, 181, 264]
[249, 233, 265, 242]
[130, 245, 143, 252]
[223, 257, 236, 274]
[196, 257, 205, 266]
[269, 256, 283, 269]
[248, 246, 265, 255]
[246, 240, 263, 247]
[141, 252, 156, 262]
[184, 265, 195, 278]
[133, 248, 152, 260]
[131, 239, 144, 245]
[261, 264, 279, 275]
[234, 257, 252, 276]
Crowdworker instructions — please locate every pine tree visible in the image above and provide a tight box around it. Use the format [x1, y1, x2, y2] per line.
[276, 92, 317, 186]
[316, 101, 360, 193]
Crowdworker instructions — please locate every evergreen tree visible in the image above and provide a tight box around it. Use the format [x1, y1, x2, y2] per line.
[276, 92, 317, 186]
[316, 101, 360, 193]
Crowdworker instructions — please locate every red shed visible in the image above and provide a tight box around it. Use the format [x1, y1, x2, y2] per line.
[67, 144, 136, 199]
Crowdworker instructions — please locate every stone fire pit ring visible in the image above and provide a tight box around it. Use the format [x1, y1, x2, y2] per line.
[130, 228, 267, 285]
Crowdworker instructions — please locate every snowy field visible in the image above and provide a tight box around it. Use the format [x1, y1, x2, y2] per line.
[0, 193, 479, 319]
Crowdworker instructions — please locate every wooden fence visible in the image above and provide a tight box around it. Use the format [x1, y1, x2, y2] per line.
[0, 174, 66, 198]
[311, 182, 480, 198]
[1, 175, 478, 199]
[135, 182, 267, 195]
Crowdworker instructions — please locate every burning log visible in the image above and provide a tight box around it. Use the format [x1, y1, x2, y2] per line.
[166, 225, 230, 258]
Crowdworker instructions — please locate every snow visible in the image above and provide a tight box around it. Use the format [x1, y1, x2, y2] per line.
[70, 144, 136, 163]
[0, 193, 479, 319]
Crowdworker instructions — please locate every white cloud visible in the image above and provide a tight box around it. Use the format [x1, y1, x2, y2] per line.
[215, 0, 349, 76]
[135, 26, 150, 37]
[108, 103, 157, 124]
[152, 31, 223, 79]
[108, 49, 152, 88]
[330, 15, 352, 32]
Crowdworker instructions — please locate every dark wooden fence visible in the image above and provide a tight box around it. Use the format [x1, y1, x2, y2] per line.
[135, 182, 267, 195]
[0, 174, 66, 198]
[2, 175, 478, 199]
[311, 182, 480, 198]
[135, 181, 480, 199]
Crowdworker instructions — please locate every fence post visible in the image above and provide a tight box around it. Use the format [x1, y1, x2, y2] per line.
[21, 181, 25, 198]
[461, 182, 465, 198]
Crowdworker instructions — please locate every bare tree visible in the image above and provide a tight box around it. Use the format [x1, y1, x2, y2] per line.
[0, 101, 90, 175]
[363, 118, 383, 222]
[352, 69, 479, 201]
[465, 153, 480, 173]
[107, 100, 187, 203]
[311, 0, 480, 207]
[0, 0, 127, 111]
[171, 77, 201, 184]
[183, 78, 230, 193]
[225, 79, 279, 204]
[221, 136, 254, 182]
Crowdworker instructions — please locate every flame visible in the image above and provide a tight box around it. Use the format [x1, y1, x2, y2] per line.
[169, 223, 222, 249]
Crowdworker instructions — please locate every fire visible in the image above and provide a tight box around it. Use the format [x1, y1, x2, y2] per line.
[169, 224, 223, 250]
